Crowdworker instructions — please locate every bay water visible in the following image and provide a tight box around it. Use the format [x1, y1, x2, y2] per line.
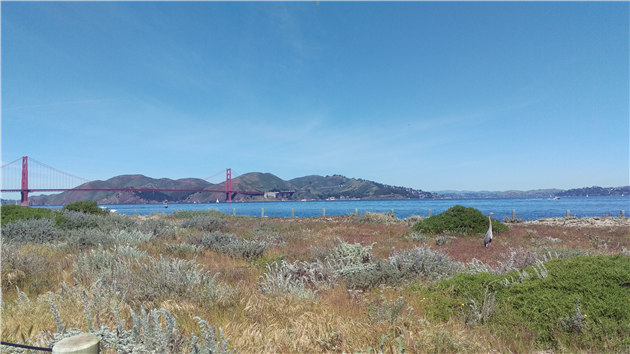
[41, 196, 629, 220]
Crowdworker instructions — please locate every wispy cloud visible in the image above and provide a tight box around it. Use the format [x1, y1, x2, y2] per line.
[4, 99, 113, 111]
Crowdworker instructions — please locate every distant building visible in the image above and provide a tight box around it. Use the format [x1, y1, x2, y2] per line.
[264, 192, 278, 199]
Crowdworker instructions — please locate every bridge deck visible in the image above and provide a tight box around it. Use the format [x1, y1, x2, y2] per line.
[0, 188, 265, 195]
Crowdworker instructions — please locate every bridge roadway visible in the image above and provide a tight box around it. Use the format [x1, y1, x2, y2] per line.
[1, 188, 265, 195]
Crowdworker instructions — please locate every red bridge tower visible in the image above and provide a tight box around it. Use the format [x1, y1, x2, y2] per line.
[226, 168, 232, 202]
[21, 156, 29, 205]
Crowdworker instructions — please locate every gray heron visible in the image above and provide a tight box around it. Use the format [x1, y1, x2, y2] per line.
[484, 212, 495, 248]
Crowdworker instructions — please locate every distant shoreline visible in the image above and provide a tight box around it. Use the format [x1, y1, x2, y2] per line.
[5, 193, 628, 207]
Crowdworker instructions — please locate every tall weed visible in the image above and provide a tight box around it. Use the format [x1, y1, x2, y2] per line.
[1, 242, 59, 294]
[368, 295, 410, 324]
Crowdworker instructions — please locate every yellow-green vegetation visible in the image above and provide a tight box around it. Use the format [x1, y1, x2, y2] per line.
[61, 201, 109, 215]
[2, 206, 629, 353]
[421, 255, 630, 349]
[1, 205, 56, 226]
[410, 205, 509, 235]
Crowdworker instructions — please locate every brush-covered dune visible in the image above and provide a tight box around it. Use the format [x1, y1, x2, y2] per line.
[2, 204, 629, 353]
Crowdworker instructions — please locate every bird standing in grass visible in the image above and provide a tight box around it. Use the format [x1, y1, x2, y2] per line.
[484, 212, 495, 248]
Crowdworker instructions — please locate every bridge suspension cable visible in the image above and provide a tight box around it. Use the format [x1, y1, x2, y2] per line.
[1, 156, 266, 205]
[1, 157, 22, 169]
[203, 170, 225, 181]
[28, 157, 91, 183]
[25, 157, 90, 191]
[0, 158, 22, 190]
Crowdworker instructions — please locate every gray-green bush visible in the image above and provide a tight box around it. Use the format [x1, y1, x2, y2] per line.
[181, 215, 227, 232]
[62, 228, 154, 249]
[73, 252, 225, 305]
[329, 237, 374, 264]
[165, 243, 204, 256]
[57, 210, 102, 230]
[341, 246, 463, 290]
[74, 245, 148, 282]
[257, 261, 320, 301]
[201, 231, 266, 260]
[46, 289, 235, 354]
[1, 216, 60, 243]
[139, 218, 176, 238]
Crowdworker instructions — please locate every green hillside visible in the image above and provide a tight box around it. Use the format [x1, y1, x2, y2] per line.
[27, 172, 442, 205]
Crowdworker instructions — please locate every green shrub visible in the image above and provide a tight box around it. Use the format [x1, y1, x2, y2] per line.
[62, 201, 108, 215]
[410, 205, 509, 235]
[1, 205, 55, 226]
[424, 255, 630, 350]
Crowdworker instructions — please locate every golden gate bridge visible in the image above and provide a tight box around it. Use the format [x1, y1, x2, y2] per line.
[1, 156, 294, 205]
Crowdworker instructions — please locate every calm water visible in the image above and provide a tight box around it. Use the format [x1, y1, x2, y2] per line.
[37, 196, 629, 220]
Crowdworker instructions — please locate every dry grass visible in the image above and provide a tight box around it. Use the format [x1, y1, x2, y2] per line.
[2, 213, 628, 353]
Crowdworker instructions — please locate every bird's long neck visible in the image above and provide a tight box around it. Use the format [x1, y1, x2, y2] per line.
[488, 215, 492, 228]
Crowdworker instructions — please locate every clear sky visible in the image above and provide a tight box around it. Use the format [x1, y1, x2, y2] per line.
[1, 1, 628, 198]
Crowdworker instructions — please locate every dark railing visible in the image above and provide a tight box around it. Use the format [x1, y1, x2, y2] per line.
[1, 341, 52, 352]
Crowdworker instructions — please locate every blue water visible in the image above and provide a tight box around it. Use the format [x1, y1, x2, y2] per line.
[37, 197, 629, 220]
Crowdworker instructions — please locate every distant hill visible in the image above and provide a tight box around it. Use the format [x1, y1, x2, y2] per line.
[21, 173, 630, 205]
[286, 174, 439, 201]
[29, 175, 221, 205]
[556, 186, 629, 197]
[434, 186, 629, 199]
[27, 173, 442, 205]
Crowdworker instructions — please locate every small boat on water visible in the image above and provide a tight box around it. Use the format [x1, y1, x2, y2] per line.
[164, 201, 168, 208]
[548, 196, 561, 200]
[216, 199, 220, 203]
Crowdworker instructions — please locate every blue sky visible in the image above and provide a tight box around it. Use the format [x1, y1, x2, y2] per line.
[1, 2, 628, 198]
